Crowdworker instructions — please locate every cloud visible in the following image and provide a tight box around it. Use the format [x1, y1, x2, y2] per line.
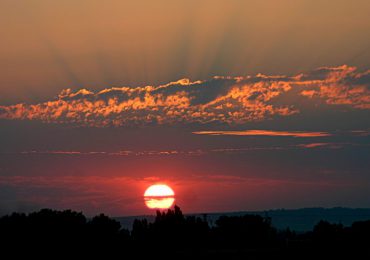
[351, 130, 370, 137]
[2, 141, 362, 158]
[1, 143, 354, 158]
[299, 65, 370, 109]
[0, 65, 369, 127]
[297, 143, 332, 148]
[8, 149, 205, 157]
[20, 150, 84, 155]
[193, 130, 331, 137]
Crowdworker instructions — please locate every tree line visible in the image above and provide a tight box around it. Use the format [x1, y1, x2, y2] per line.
[0, 205, 369, 259]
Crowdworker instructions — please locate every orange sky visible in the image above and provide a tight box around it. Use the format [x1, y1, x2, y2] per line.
[1, 0, 370, 103]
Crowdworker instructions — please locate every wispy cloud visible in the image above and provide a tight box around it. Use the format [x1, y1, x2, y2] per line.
[20, 150, 85, 155]
[6, 141, 364, 158]
[6, 149, 206, 157]
[297, 143, 332, 148]
[193, 130, 331, 137]
[0, 65, 369, 127]
[351, 130, 370, 137]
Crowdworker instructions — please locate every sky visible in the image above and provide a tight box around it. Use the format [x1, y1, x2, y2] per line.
[0, 0, 369, 216]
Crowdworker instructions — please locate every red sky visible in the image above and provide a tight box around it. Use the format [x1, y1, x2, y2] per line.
[0, 0, 369, 216]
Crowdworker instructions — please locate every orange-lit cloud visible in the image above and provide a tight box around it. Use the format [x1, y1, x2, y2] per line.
[0, 65, 369, 126]
[193, 130, 331, 138]
[297, 143, 329, 148]
[299, 65, 370, 109]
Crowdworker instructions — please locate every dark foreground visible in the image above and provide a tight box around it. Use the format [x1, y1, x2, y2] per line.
[1, 206, 369, 259]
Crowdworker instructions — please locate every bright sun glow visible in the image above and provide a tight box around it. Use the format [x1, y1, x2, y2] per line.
[144, 184, 175, 209]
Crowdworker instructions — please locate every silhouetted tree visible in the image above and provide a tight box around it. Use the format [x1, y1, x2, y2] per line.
[131, 218, 149, 242]
[213, 214, 277, 248]
[89, 213, 121, 236]
[86, 213, 123, 256]
[1, 206, 370, 258]
[313, 220, 344, 248]
[350, 220, 370, 250]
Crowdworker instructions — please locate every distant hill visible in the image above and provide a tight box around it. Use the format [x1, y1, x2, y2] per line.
[115, 207, 370, 232]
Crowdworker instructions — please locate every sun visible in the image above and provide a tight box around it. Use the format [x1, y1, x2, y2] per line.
[144, 184, 175, 209]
